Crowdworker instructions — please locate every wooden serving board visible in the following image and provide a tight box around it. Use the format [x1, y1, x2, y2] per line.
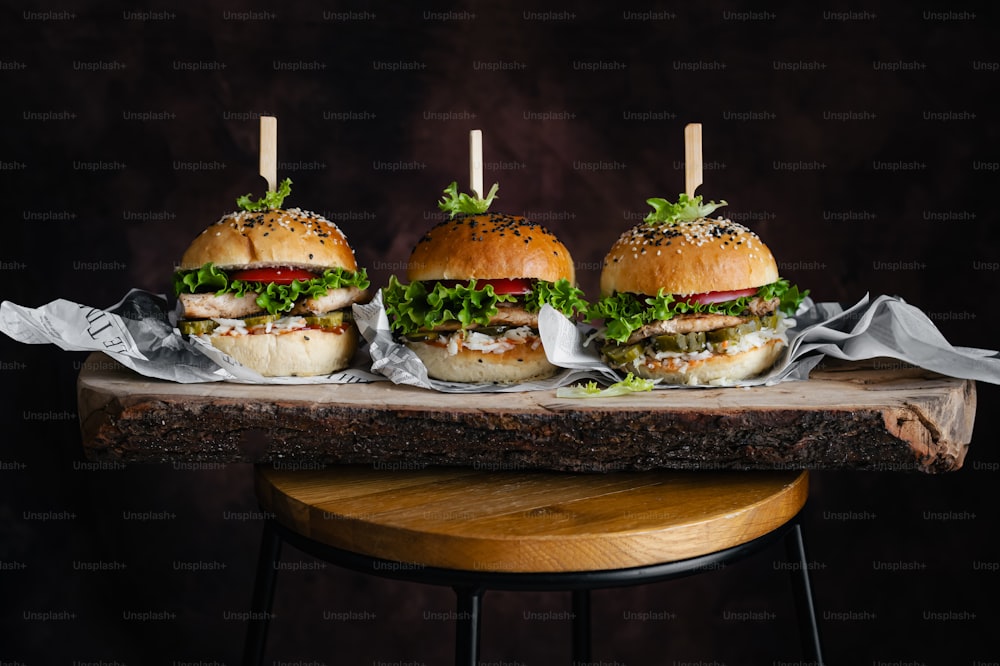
[76, 352, 975, 473]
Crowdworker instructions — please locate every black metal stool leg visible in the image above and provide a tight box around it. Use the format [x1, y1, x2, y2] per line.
[243, 520, 283, 666]
[785, 522, 824, 665]
[453, 585, 484, 666]
[571, 589, 591, 665]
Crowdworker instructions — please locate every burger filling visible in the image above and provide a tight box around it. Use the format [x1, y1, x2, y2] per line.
[589, 279, 807, 368]
[383, 276, 587, 356]
[173, 262, 369, 336]
[439, 325, 542, 355]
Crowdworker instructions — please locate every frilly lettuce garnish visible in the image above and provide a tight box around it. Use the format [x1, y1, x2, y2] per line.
[556, 373, 658, 398]
[383, 276, 587, 337]
[384, 276, 512, 333]
[438, 181, 500, 218]
[237, 177, 293, 212]
[644, 193, 728, 225]
[523, 280, 590, 318]
[758, 280, 809, 316]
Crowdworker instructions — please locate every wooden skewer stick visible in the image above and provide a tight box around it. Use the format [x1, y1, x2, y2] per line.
[260, 115, 278, 193]
[469, 129, 484, 198]
[684, 123, 702, 198]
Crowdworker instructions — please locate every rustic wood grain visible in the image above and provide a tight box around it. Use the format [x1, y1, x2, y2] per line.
[76, 353, 975, 473]
[255, 465, 810, 572]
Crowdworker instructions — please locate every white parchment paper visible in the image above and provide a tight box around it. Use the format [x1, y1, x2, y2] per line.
[3, 289, 998, 388]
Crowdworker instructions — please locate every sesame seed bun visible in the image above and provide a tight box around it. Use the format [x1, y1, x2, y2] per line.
[407, 213, 575, 284]
[180, 208, 359, 272]
[599, 217, 778, 297]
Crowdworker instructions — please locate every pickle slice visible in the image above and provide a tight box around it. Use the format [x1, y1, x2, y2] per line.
[653, 331, 707, 353]
[603, 342, 644, 364]
[403, 331, 439, 341]
[178, 319, 218, 335]
[468, 325, 516, 337]
[242, 314, 280, 327]
[304, 311, 351, 328]
[706, 327, 736, 343]
[707, 317, 765, 343]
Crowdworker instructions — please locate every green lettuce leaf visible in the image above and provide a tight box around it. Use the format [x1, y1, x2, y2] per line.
[556, 373, 658, 398]
[383, 277, 588, 336]
[522, 279, 589, 318]
[173, 262, 229, 295]
[759, 279, 809, 316]
[588, 279, 808, 343]
[383, 276, 513, 334]
[437, 181, 500, 218]
[237, 177, 293, 212]
[644, 193, 728, 225]
[173, 262, 370, 316]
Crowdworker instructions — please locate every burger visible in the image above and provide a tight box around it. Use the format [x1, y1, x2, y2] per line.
[588, 194, 807, 385]
[382, 182, 587, 383]
[173, 178, 370, 377]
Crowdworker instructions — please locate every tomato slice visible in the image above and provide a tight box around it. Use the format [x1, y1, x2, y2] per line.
[479, 278, 535, 295]
[229, 267, 319, 285]
[435, 278, 535, 295]
[678, 287, 759, 306]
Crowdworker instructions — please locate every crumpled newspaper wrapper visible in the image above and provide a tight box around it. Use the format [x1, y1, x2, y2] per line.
[3, 289, 998, 389]
[354, 290, 1000, 391]
[0, 290, 382, 384]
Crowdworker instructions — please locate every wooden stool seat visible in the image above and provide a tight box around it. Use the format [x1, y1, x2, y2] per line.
[246, 466, 823, 665]
[255, 466, 809, 573]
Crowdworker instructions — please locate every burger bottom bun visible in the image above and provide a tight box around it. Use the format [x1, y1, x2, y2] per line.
[406, 339, 558, 384]
[611, 338, 785, 386]
[210, 327, 358, 377]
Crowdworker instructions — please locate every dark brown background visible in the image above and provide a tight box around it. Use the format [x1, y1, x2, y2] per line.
[2, 1, 998, 664]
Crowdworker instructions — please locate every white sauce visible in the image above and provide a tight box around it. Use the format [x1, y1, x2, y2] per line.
[210, 315, 309, 337]
[437, 326, 540, 356]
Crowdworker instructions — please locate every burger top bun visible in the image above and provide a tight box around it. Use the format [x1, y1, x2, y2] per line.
[406, 213, 576, 284]
[599, 217, 779, 297]
[179, 208, 359, 272]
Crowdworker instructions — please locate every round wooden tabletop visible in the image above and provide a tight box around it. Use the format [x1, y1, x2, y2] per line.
[255, 466, 809, 573]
